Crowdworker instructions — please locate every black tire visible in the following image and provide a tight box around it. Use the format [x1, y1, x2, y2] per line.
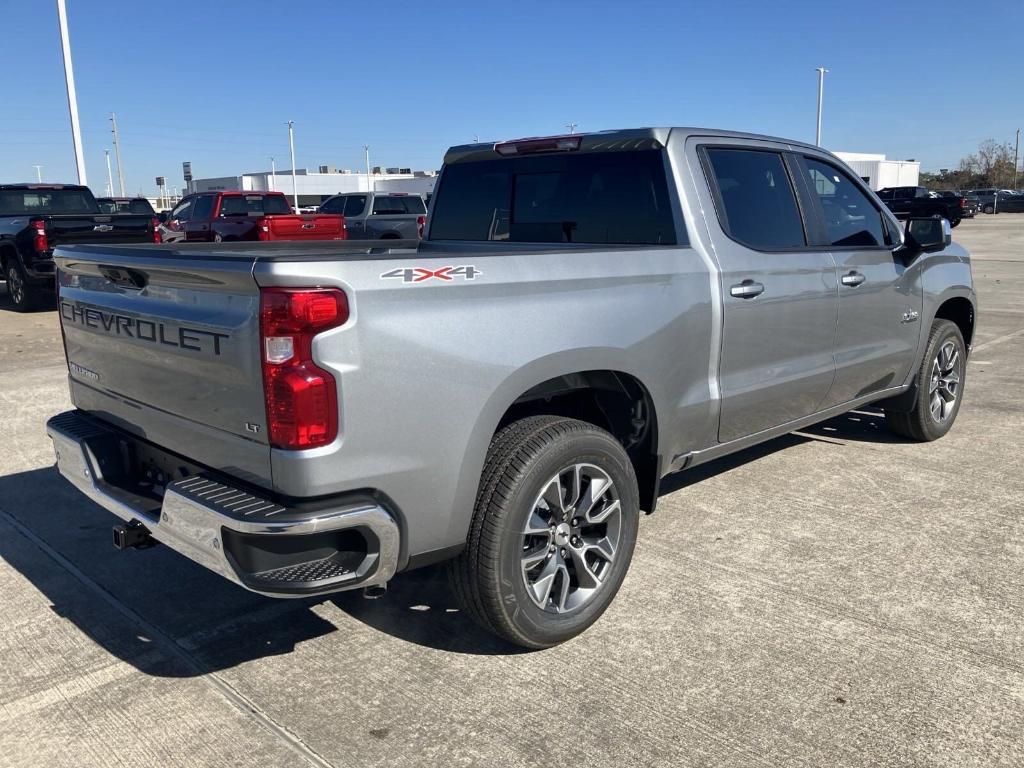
[5, 260, 40, 312]
[885, 319, 966, 441]
[448, 415, 640, 649]
[983, 204, 995, 214]
[213, 233, 224, 243]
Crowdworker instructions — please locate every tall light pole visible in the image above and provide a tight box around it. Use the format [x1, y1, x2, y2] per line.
[1014, 128, 1020, 189]
[56, 0, 87, 185]
[33, 165, 44, 183]
[363, 144, 371, 191]
[287, 121, 298, 210]
[110, 113, 126, 195]
[566, 123, 578, 134]
[269, 156, 275, 191]
[815, 67, 828, 147]
[104, 149, 114, 196]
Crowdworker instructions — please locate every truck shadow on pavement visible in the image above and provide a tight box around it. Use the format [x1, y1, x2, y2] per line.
[0, 409, 909, 675]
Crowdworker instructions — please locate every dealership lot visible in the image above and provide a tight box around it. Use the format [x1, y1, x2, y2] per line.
[0, 217, 1021, 767]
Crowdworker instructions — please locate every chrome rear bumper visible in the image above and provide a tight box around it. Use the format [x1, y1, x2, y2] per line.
[47, 410, 399, 597]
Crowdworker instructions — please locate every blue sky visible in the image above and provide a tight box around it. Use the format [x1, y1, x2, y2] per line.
[2, 0, 1020, 196]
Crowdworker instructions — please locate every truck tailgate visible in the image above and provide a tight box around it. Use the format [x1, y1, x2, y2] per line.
[264, 213, 345, 241]
[47, 213, 154, 246]
[55, 244, 272, 486]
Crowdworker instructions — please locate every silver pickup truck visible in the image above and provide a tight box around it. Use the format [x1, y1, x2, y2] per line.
[47, 128, 976, 648]
[317, 191, 427, 239]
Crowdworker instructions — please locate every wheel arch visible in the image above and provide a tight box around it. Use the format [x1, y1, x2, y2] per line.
[934, 295, 975, 348]
[447, 352, 665, 553]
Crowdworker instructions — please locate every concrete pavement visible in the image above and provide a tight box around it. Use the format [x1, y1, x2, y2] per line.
[1, 215, 1021, 767]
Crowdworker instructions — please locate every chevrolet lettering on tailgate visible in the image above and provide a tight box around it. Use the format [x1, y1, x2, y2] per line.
[59, 301, 229, 356]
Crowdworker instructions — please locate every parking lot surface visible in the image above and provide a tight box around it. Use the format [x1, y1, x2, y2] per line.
[1, 216, 1021, 768]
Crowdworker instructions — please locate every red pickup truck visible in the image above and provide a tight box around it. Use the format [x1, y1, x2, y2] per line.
[160, 191, 345, 243]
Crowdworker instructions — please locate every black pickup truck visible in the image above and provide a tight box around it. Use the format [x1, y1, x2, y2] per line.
[0, 184, 158, 311]
[875, 186, 964, 227]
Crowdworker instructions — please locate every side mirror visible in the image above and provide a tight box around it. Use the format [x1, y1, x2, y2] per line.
[904, 217, 951, 255]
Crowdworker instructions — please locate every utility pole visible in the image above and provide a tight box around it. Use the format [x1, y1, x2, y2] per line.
[815, 67, 828, 147]
[287, 121, 298, 210]
[33, 166, 43, 183]
[566, 123, 578, 134]
[363, 144, 371, 191]
[110, 113, 126, 196]
[104, 149, 114, 197]
[269, 156, 275, 191]
[56, 0, 87, 185]
[1014, 128, 1020, 189]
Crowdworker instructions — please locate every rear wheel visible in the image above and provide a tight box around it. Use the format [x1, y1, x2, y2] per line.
[6, 260, 41, 312]
[983, 204, 995, 214]
[448, 415, 640, 649]
[885, 319, 966, 441]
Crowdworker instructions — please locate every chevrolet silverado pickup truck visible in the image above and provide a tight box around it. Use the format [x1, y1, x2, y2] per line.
[0, 184, 158, 311]
[318, 191, 427, 239]
[875, 186, 964, 226]
[47, 128, 976, 648]
[159, 191, 346, 244]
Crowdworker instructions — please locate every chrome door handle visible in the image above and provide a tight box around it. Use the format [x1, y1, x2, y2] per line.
[730, 280, 765, 299]
[841, 271, 866, 287]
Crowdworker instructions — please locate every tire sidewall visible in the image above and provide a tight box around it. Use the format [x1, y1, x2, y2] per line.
[916, 321, 966, 440]
[7, 262, 32, 311]
[494, 430, 639, 646]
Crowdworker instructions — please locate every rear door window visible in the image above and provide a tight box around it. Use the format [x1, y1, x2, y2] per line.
[703, 147, 806, 250]
[803, 157, 887, 248]
[343, 195, 367, 216]
[319, 197, 344, 214]
[429, 150, 676, 244]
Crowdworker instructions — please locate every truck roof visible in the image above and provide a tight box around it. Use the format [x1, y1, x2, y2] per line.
[443, 127, 829, 165]
[0, 183, 89, 191]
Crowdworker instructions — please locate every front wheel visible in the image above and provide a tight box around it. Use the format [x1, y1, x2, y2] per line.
[885, 319, 966, 441]
[448, 416, 640, 649]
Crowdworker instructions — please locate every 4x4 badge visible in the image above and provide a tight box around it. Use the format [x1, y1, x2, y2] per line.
[380, 265, 481, 283]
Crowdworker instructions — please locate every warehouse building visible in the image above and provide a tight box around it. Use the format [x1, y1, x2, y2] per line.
[190, 168, 438, 207]
[833, 152, 920, 190]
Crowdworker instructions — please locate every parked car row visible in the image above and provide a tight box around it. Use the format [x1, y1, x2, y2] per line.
[158, 191, 345, 244]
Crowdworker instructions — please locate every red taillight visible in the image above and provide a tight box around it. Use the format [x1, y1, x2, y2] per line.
[259, 288, 348, 449]
[151, 217, 162, 243]
[416, 215, 426, 239]
[30, 219, 48, 252]
[257, 216, 270, 241]
[494, 135, 582, 156]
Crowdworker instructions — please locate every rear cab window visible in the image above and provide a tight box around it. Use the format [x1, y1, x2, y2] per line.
[218, 195, 292, 216]
[428, 150, 676, 244]
[0, 188, 99, 216]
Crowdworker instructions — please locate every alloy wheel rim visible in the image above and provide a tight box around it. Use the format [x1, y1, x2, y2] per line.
[929, 340, 961, 423]
[520, 463, 622, 614]
[7, 267, 24, 305]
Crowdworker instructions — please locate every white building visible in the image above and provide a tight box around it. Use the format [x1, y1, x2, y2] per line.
[833, 152, 920, 191]
[191, 169, 438, 206]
